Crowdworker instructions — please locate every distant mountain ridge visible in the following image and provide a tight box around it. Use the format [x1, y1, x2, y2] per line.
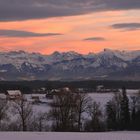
[0, 49, 140, 81]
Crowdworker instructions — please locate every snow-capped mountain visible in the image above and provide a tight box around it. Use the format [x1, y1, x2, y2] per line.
[98, 49, 140, 61]
[0, 49, 139, 81]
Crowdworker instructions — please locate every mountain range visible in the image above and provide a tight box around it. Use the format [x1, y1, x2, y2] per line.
[0, 49, 140, 81]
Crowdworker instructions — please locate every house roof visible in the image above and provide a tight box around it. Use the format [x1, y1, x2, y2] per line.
[7, 90, 22, 96]
[0, 94, 7, 99]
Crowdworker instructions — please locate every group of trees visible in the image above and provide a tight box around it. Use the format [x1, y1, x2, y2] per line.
[49, 87, 140, 132]
[0, 97, 49, 131]
[0, 88, 139, 132]
[106, 88, 140, 131]
[49, 91, 91, 131]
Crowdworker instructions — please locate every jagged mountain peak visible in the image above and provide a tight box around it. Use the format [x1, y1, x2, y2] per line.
[51, 51, 81, 56]
[0, 49, 139, 80]
[98, 49, 140, 61]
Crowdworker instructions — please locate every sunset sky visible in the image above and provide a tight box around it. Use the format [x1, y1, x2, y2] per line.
[0, 0, 140, 54]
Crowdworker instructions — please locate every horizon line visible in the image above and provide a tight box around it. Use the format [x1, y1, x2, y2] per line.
[0, 48, 140, 55]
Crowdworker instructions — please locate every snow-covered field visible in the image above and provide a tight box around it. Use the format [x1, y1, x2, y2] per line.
[24, 89, 139, 114]
[0, 132, 140, 140]
[0, 89, 139, 129]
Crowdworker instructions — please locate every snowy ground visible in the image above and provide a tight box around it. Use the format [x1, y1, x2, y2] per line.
[25, 89, 139, 114]
[3, 89, 139, 119]
[0, 89, 139, 128]
[0, 132, 140, 140]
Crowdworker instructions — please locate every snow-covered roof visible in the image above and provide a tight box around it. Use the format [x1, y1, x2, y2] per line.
[61, 87, 70, 92]
[0, 94, 7, 99]
[7, 90, 22, 96]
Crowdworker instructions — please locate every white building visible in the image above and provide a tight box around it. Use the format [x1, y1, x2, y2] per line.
[0, 93, 7, 100]
[6, 90, 22, 100]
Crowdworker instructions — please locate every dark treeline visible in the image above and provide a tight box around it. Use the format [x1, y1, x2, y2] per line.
[0, 80, 140, 93]
[105, 87, 140, 131]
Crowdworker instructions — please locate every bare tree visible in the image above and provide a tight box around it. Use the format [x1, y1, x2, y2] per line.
[131, 96, 138, 121]
[130, 93, 140, 130]
[112, 92, 122, 123]
[87, 101, 102, 131]
[13, 97, 33, 131]
[75, 93, 91, 131]
[106, 100, 117, 130]
[49, 90, 91, 132]
[0, 99, 8, 130]
[49, 91, 77, 131]
[30, 112, 48, 131]
[120, 87, 130, 129]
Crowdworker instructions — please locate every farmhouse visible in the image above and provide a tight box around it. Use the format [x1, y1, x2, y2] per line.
[46, 89, 60, 99]
[6, 90, 22, 100]
[46, 87, 71, 99]
[31, 95, 40, 103]
[0, 93, 7, 100]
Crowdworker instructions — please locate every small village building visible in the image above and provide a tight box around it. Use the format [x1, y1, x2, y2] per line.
[96, 85, 104, 92]
[96, 85, 119, 93]
[0, 93, 7, 100]
[31, 96, 40, 103]
[46, 89, 60, 99]
[62, 87, 71, 92]
[75, 88, 85, 93]
[46, 87, 71, 99]
[6, 90, 22, 100]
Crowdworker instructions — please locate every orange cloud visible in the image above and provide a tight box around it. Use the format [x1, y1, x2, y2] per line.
[0, 10, 140, 54]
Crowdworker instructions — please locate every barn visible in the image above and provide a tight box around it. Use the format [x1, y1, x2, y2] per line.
[6, 90, 22, 100]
